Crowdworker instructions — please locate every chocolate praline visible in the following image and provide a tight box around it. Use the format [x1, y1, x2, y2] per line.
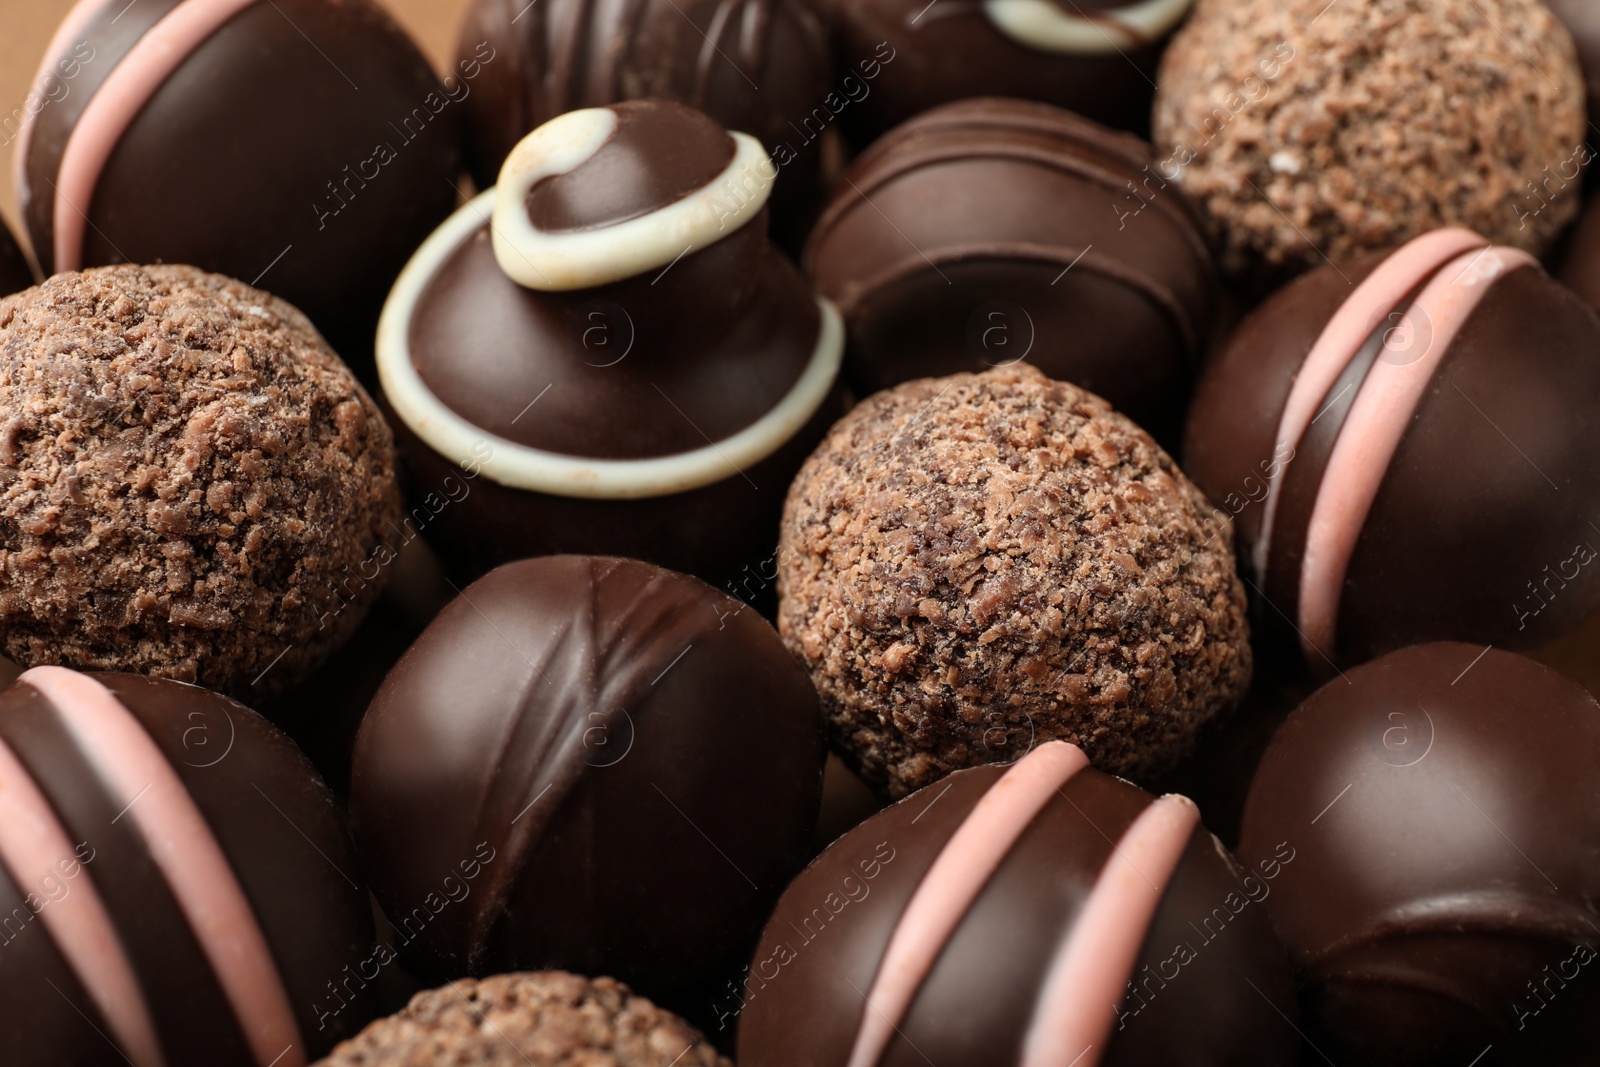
[1185, 229, 1600, 672]
[806, 98, 1216, 443]
[1238, 643, 1600, 1066]
[737, 741, 1300, 1066]
[0, 669, 378, 1064]
[377, 100, 846, 597]
[0, 220, 31, 297]
[350, 556, 826, 998]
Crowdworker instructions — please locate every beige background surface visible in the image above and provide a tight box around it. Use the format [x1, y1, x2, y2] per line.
[0, 0, 472, 248]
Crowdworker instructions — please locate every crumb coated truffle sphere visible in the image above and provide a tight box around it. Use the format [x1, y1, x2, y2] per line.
[316, 972, 730, 1067]
[0, 265, 402, 696]
[0, 222, 31, 298]
[0, 668, 379, 1063]
[1238, 644, 1600, 1066]
[1153, 0, 1585, 283]
[351, 556, 825, 996]
[777, 365, 1251, 798]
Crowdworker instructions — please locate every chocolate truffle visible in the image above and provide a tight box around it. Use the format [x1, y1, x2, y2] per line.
[778, 364, 1251, 798]
[17, 0, 459, 367]
[317, 971, 730, 1067]
[1238, 643, 1600, 1066]
[350, 556, 825, 997]
[377, 100, 845, 596]
[737, 741, 1300, 1065]
[1153, 0, 1585, 284]
[0, 264, 402, 696]
[0, 219, 32, 297]
[456, 0, 832, 247]
[0, 668, 378, 1064]
[817, 0, 1193, 143]
[1184, 229, 1600, 672]
[806, 98, 1216, 443]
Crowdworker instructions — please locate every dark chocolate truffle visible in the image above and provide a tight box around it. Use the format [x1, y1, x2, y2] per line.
[316, 971, 730, 1067]
[377, 100, 845, 596]
[0, 264, 402, 696]
[350, 556, 825, 998]
[0, 219, 32, 297]
[777, 364, 1252, 798]
[737, 741, 1300, 1066]
[1153, 0, 1584, 284]
[456, 0, 832, 247]
[1184, 229, 1600, 671]
[1238, 643, 1600, 1066]
[17, 0, 460, 367]
[806, 97, 1216, 443]
[816, 0, 1193, 143]
[0, 668, 378, 1064]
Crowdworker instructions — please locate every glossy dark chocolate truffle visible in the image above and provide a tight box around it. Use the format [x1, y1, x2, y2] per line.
[737, 741, 1300, 1065]
[1238, 643, 1600, 1066]
[377, 100, 845, 596]
[1185, 229, 1600, 672]
[0, 220, 32, 297]
[18, 0, 460, 369]
[806, 97, 1215, 442]
[816, 0, 1190, 142]
[0, 668, 377, 1065]
[350, 556, 825, 999]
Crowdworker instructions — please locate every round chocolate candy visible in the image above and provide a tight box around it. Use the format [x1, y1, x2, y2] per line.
[1184, 228, 1600, 671]
[456, 0, 833, 248]
[0, 668, 378, 1064]
[805, 97, 1215, 443]
[0, 220, 32, 297]
[350, 556, 826, 998]
[376, 99, 845, 595]
[17, 0, 459, 369]
[1238, 643, 1600, 1066]
[817, 0, 1191, 143]
[736, 740, 1300, 1066]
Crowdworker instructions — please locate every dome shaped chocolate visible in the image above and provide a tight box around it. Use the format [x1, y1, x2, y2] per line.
[377, 100, 845, 596]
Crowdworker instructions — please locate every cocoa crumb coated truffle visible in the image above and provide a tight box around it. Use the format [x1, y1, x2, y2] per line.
[777, 365, 1251, 797]
[0, 265, 402, 696]
[1153, 0, 1584, 283]
[315, 972, 730, 1067]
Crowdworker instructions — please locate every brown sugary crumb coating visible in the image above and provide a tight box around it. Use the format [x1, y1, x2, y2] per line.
[315, 972, 731, 1067]
[1153, 0, 1584, 282]
[0, 265, 401, 695]
[778, 366, 1250, 797]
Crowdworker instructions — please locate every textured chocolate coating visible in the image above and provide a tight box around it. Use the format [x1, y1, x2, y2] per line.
[1238, 644, 1600, 1066]
[806, 98, 1216, 443]
[738, 752, 1300, 1065]
[0, 221, 31, 297]
[0, 670, 377, 1063]
[21, 0, 459, 372]
[351, 557, 825, 998]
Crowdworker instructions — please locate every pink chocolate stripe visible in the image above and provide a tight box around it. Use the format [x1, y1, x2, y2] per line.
[53, 0, 260, 272]
[846, 741, 1089, 1067]
[1019, 794, 1201, 1067]
[1252, 228, 1487, 583]
[0, 730, 165, 1067]
[21, 667, 305, 1067]
[13, 0, 113, 211]
[1297, 244, 1537, 657]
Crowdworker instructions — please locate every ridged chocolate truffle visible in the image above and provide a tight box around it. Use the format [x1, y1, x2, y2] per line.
[1185, 229, 1600, 671]
[1153, 0, 1585, 284]
[0, 220, 31, 297]
[806, 97, 1216, 444]
[1239, 644, 1600, 1066]
[0, 669, 378, 1064]
[0, 265, 402, 696]
[777, 365, 1251, 797]
[738, 741, 1300, 1066]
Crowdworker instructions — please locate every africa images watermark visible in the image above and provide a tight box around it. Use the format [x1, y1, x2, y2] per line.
[0, 39, 95, 150]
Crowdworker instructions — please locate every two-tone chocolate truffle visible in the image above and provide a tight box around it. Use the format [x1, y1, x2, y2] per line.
[1238, 644, 1600, 1066]
[738, 741, 1301, 1066]
[0, 668, 378, 1064]
[377, 100, 845, 595]
[350, 557, 825, 998]
[1185, 229, 1600, 672]
[17, 0, 460, 366]
[0, 220, 31, 297]
[806, 98, 1216, 443]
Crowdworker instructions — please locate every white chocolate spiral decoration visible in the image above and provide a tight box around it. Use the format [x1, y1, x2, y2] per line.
[983, 0, 1194, 53]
